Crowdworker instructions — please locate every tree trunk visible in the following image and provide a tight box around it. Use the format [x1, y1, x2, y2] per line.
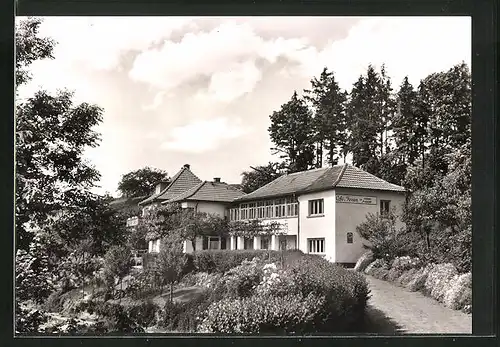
[426, 232, 431, 251]
[169, 283, 173, 304]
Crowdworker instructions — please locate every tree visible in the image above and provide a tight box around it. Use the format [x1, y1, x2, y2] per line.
[268, 91, 315, 172]
[16, 18, 106, 253]
[117, 167, 170, 198]
[103, 245, 132, 296]
[156, 240, 188, 302]
[16, 17, 55, 86]
[240, 162, 287, 193]
[304, 67, 348, 167]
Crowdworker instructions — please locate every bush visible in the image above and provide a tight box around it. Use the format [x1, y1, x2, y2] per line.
[219, 258, 266, 298]
[406, 264, 434, 292]
[126, 301, 158, 328]
[354, 251, 373, 272]
[191, 249, 282, 273]
[443, 272, 471, 311]
[424, 263, 458, 302]
[364, 259, 388, 275]
[199, 293, 324, 334]
[391, 256, 422, 272]
[159, 289, 214, 332]
[73, 301, 144, 333]
[386, 268, 404, 282]
[395, 268, 419, 287]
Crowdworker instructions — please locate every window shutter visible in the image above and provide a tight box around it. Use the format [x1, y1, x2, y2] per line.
[221, 237, 227, 250]
[202, 236, 208, 250]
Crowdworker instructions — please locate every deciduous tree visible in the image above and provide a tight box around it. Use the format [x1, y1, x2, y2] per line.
[117, 167, 170, 198]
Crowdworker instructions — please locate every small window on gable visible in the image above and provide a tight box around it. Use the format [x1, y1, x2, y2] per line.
[347, 232, 353, 244]
[380, 200, 391, 216]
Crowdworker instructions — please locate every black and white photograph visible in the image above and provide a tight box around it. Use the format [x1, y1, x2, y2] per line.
[15, 16, 472, 336]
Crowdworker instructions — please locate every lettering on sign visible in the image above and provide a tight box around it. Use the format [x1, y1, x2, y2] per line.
[336, 194, 377, 205]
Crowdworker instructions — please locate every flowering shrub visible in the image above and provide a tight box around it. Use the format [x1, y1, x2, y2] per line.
[354, 251, 373, 272]
[406, 264, 434, 292]
[424, 263, 459, 302]
[217, 258, 266, 298]
[364, 259, 388, 275]
[391, 256, 422, 272]
[181, 272, 222, 289]
[395, 268, 419, 287]
[198, 293, 324, 334]
[442, 272, 471, 311]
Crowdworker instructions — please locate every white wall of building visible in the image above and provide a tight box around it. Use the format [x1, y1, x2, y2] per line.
[196, 201, 227, 217]
[297, 189, 336, 261]
[260, 217, 298, 236]
[334, 188, 406, 264]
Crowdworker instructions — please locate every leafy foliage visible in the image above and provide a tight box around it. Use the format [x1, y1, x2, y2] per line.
[304, 67, 348, 166]
[103, 246, 132, 289]
[16, 17, 55, 86]
[117, 167, 170, 198]
[268, 91, 315, 172]
[240, 162, 287, 193]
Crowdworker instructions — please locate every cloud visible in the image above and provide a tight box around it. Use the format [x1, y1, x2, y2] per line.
[142, 91, 167, 111]
[160, 117, 247, 153]
[36, 17, 195, 71]
[295, 16, 472, 90]
[205, 60, 263, 102]
[129, 22, 316, 102]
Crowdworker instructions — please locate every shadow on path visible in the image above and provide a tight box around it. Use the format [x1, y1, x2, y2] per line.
[358, 305, 407, 334]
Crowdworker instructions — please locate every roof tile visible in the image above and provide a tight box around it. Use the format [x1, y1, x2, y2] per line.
[234, 164, 404, 202]
[168, 181, 245, 203]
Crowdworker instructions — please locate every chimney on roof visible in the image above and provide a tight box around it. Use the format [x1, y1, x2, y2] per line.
[213, 177, 221, 183]
[183, 164, 190, 170]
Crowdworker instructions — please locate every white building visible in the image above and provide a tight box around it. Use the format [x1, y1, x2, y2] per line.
[136, 163, 405, 266]
[136, 164, 245, 253]
[228, 164, 406, 265]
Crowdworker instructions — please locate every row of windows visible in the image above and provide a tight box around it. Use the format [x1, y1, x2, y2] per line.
[229, 196, 299, 221]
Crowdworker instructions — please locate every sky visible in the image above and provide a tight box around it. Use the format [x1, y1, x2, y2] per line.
[17, 16, 471, 196]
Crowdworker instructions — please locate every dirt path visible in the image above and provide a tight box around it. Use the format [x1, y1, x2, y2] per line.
[364, 275, 472, 334]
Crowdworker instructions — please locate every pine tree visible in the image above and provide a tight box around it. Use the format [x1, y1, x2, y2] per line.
[268, 91, 315, 172]
[304, 67, 348, 167]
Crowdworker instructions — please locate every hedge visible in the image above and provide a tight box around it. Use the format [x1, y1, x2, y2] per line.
[200, 254, 369, 334]
[190, 249, 299, 273]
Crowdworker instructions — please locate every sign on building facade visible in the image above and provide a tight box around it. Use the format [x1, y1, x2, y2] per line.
[336, 194, 377, 205]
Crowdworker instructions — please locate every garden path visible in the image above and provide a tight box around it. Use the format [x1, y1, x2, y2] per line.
[364, 275, 472, 334]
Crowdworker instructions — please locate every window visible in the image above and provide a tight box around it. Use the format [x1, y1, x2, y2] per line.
[230, 208, 240, 221]
[347, 232, 353, 244]
[308, 199, 324, 216]
[380, 200, 391, 216]
[308, 238, 325, 254]
[248, 203, 256, 219]
[286, 196, 298, 217]
[279, 240, 287, 251]
[244, 237, 254, 250]
[257, 202, 265, 219]
[208, 236, 220, 250]
[241, 204, 248, 220]
[126, 216, 139, 227]
[265, 200, 274, 218]
[260, 237, 270, 250]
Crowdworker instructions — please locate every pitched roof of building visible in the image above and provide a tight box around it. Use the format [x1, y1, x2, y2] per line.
[165, 181, 245, 203]
[109, 195, 146, 214]
[233, 163, 405, 202]
[138, 165, 202, 206]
